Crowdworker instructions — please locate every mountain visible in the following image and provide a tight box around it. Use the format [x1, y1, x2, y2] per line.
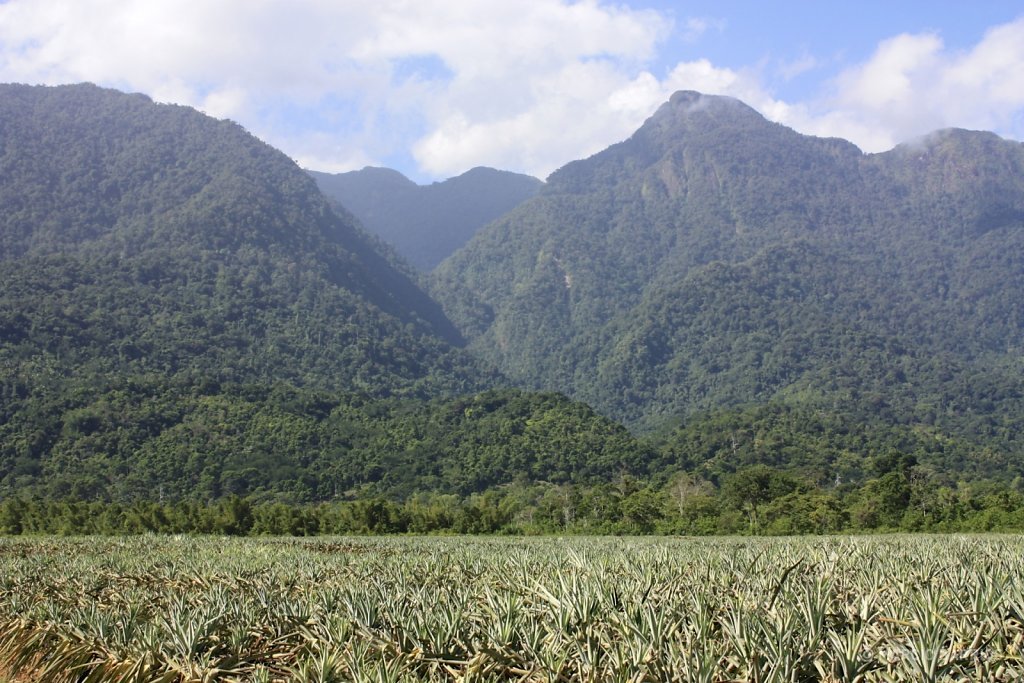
[3, 84, 1023, 522]
[0, 83, 520, 499]
[432, 91, 1024, 456]
[310, 166, 542, 270]
[0, 83, 492, 391]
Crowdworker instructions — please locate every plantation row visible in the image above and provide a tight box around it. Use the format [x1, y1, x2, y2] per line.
[1, 535, 1023, 681]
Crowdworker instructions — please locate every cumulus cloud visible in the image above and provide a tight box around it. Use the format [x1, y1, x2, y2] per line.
[791, 19, 1024, 152]
[653, 17, 1024, 155]
[362, 0, 671, 176]
[0, 1, 1022, 178]
[0, 1, 781, 180]
[0, 0, 672, 178]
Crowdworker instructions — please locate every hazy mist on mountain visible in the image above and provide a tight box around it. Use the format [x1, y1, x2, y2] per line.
[310, 166, 542, 271]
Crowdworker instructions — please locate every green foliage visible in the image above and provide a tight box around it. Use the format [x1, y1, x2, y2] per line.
[6, 450, 1024, 536]
[0, 380, 655, 503]
[5, 84, 1024, 536]
[655, 401, 1024, 485]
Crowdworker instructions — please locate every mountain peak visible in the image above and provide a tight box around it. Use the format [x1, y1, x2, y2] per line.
[546, 90, 789, 191]
[354, 166, 417, 185]
[886, 127, 1012, 158]
[648, 90, 772, 134]
[669, 89, 704, 105]
[664, 89, 746, 113]
[434, 89, 1024, 436]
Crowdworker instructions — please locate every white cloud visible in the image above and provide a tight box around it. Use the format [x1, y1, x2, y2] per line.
[0, 0, 672, 178]
[650, 17, 1024, 155]
[413, 64, 669, 176]
[679, 17, 721, 43]
[0, 1, 1022, 178]
[777, 53, 819, 81]
[368, 1, 671, 176]
[793, 19, 1024, 152]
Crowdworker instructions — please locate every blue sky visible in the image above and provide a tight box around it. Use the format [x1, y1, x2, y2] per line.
[2, 1, 1023, 182]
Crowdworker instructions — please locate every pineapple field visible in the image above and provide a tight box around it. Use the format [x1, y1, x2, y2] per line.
[1, 535, 1022, 681]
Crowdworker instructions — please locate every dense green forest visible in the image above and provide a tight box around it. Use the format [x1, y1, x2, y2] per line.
[1, 381, 652, 502]
[432, 91, 1024, 445]
[2, 84, 1024, 535]
[310, 166, 542, 270]
[6, 373, 1023, 533]
[0, 83, 499, 504]
[7, 385, 1024, 535]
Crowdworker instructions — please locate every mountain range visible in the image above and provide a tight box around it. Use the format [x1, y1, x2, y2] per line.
[2, 83, 1023, 506]
[0, 84, 650, 501]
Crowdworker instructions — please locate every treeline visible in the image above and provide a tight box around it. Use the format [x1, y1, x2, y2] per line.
[4, 464, 1022, 536]
[7, 370, 1022, 505]
[7, 379, 1024, 534]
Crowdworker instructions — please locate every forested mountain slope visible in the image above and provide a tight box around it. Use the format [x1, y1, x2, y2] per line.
[0, 83, 490, 391]
[310, 166, 542, 270]
[0, 83, 519, 499]
[433, 91, 1024, 448]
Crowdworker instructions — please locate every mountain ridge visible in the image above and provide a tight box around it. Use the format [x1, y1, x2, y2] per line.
[310, 164, 542, 270]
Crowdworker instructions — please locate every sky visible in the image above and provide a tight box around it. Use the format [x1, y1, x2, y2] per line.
[1, 1, 1023, 183]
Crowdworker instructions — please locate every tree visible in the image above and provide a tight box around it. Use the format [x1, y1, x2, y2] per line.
[721, 465, 801, 532]
[215, 495, 254, 535]
[665, 471, 713, 516]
